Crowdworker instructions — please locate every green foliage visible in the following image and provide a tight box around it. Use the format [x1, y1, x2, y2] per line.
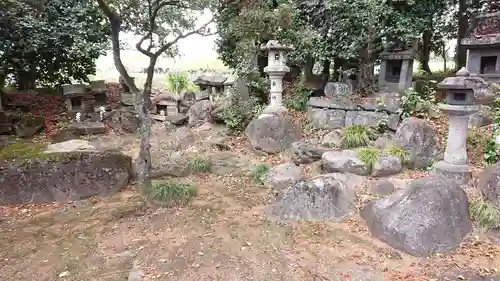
[483, 97, 500, 165]
[189, 156, 212, 173]
[387, 145, 409, 164]
[283, 86, 312, 111]
[251, 164, 270, 185]
[147, 181, 196, 206]
[341, 125, 376, 148]
[0, 0, 109, 88]
[222, 94, 264, 134]
[484, 137, 499, 165]
[470, 198, 500, 230]
[357, 147, 380, 172]
[400, 87, 439, 119]
[0, 142, 49, 161]
[166, 72, 198, 94]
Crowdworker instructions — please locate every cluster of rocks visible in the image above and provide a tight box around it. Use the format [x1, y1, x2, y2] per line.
[0, 111, 45, 138]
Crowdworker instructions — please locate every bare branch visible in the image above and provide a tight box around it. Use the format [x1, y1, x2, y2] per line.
[153, 19, 215, 57]
[136, 32, 155, 57]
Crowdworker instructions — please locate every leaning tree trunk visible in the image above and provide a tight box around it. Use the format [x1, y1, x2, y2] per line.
[419, 29, 432, 74]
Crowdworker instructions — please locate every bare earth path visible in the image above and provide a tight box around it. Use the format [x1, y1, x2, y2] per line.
[1, 124, 500, 281]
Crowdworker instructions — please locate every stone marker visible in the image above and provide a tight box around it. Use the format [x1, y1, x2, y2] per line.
[361, 176, 472, 257]
[324, 82, 352, 98]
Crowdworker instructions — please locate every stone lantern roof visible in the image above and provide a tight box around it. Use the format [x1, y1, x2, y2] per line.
[193, 75, 227, 86]
[461, 2, 500, 47]
[261, 40, 293, 52]
[437, 67, 498, 104]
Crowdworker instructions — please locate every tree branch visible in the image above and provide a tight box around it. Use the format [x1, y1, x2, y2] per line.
[154, 19, 215, 57]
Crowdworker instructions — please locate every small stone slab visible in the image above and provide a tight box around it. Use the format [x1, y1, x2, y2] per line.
[150, 114, 166, 122]
[67, 122, 106, 135]
[345, 111, 389, 128]
[307, 108, 346, 129]
[322, 150, 369, 176]
[324, 82, 352, 98]
[165, 114, 188, 125]
[308, 97, 357, 110]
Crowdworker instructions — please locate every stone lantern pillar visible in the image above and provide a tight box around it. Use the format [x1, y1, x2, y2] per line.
[259, 40, 293, 117]
[434, 68, 481, 184]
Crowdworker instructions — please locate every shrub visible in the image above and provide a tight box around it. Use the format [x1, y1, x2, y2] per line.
[341, 124, 376, 148]
[470, 198, 500, 230]
[357, 147, 380, 172]
[222, 93, 264, 134]
[251, 163, 269, 185]
[283, 86, 312, 111]
[166, 72, 198, 94]
[387, 145, 409, 164]
[483, 97, 500, 165]
[400, 87, 439, 119]
[189, 156, 212, 173]
[147, 181, 196, 206]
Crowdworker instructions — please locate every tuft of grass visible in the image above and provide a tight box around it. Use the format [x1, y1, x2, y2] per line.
[470, 198, 500, 230]
[251, 163, 270, 185]
[387, 145, 409, 164]
[147, 181, 197, 206]
[189, 156, 212, 173]
[357, 147, 380, 172]
[341, 124, 376, 148]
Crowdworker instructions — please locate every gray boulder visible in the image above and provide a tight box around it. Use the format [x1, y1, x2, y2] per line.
[245, 116, 302, 153]
[322, 150, 369, 176]
[271, 173, 365, 221]
[361, 176, 472, 257]
[263, 163, 303, 190]
[290, 139, 329, 164]
[307, 108, 346, 129]
[324, 82, 352, 98]
[188, 100, 212, 125]
[394, 117, 440, 169]
[0, 143, 132, 205]
[14, 115, 44, 138]
[345, 111, 392, 129]
[321, 129, 344, 148]
[151, 151, 190, 178]
[372, 155, 403, 177]
[477, 162, 500, 208]
[369, 179, 395, 196]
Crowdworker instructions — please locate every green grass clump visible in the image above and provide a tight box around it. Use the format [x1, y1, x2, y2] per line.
[189, 156, 212, 173]
[470, 198, 500, 230]
[341, 125, 376, 148]
[357, 147, 380, 172]
[0, 142, 49, 161]
[251, 163, 270, 185]
[147, 181, 197, 206]
[387, 145, 409, 164]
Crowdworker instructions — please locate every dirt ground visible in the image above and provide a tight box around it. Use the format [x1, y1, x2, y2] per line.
[1, 122, 500, 281]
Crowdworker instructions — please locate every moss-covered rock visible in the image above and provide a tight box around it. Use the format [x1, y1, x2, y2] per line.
[0, 143, 132, 204]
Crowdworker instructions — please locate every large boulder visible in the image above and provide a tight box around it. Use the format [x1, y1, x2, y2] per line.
[245, 116, 302, 153]
[271, 173, 365, 221]
[188, 100, 213, 125]
[322, 150, 369, 176]
[307, 108, 346, 129]
[263, 163, 303, 190]
[477, 162, 500, 208]
[394, 117, 440, 169]
[0, 141, 132, 205]
[361, 176, 472, 257]
[290, 139, 329, 164]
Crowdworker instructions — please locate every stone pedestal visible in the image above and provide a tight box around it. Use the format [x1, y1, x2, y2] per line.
[434, 104, 480, 184]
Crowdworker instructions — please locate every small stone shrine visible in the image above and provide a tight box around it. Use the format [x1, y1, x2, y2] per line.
[378, 47, 416, 93]
[193, 75, 227, 97]
[259, 40, 293, 117]
[461, 1, 500, 83]
[434, 68, 485, 184]
[63, 84, 89, 117]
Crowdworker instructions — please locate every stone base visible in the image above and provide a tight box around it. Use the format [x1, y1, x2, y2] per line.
[433, 161, 471, 185]
[259, 105, 288, 118]
[67, 122, 107, 135]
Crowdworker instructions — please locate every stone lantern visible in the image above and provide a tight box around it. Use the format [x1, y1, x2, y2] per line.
[434, 68, 482, 184]
[259, 40, 293, 117]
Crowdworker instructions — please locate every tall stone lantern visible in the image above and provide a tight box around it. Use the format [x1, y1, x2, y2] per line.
[259, 40, 293, 117]
[434, 68, 482, 184]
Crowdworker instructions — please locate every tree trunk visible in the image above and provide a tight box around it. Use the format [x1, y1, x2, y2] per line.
[442, 43, 447, 72]
[456, 0, 468, 69]
[304, 55, 314, 79]
[420, 29, 432, 74]
[321, 59, 331, 85]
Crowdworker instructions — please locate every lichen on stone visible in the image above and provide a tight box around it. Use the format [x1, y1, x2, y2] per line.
[0, 142, 50, 162]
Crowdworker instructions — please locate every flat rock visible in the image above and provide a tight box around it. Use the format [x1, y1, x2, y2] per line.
[477, 162, 500, 208]
[307, 108, 346, 129]
[0, 149, 132, 205]
[263, 163, 303, 190]
[345, 111, 396, 130]
[308, 97, 357, 110]
[270, 173, 365, 221]
[322, 150, 369, 176]
[290, 139, 329, 164]
[67, 122, 106, 135]
[361, 176, 472, 257]
[372, 155, 402, 177]
[394, 117, 440, 169]
[45, 139, 96, 153]
[245, 116, 302, 153]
